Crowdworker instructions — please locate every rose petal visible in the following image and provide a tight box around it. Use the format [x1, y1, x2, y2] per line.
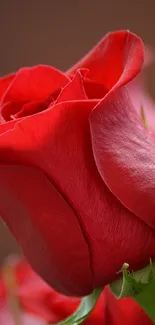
[67, 30, 144, 91]
[1, 65, 70, 104]
[0, 165, 93, 296]
[0, 101, 22, 122]
[55, 69, 88, 104]
[90, 86, 155, 230]
[83, 78, 107, 99]
[14, 100, 49, 119]
[0, 119, 20, 134]
[0, 100, 98, 166]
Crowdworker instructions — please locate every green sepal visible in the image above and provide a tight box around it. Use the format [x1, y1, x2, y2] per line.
[51, 288, 103, 325]
[110, 261, 155, 322]
[135, 280, 155, 322]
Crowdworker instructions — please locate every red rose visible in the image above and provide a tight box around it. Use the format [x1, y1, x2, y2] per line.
[0, 30, 155, 296]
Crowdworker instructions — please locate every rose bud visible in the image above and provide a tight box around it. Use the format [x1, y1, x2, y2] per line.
[0, 30, 155, 296]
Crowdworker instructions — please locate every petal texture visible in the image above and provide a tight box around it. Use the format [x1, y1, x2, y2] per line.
[1, 65, 70, 104]
[90, 87, 155, 230]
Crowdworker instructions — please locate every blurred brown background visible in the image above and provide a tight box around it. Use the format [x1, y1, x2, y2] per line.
[0, 0, 154, 263]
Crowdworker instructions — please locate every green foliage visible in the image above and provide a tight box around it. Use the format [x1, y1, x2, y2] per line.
[110, 261, 155, 322]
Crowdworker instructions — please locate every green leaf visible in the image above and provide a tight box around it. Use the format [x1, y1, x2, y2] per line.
[51, 288, 103, 325]
[110, 261, 155, 322]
